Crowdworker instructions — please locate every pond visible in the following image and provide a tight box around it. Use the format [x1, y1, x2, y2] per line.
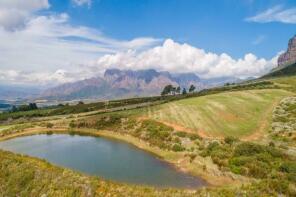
[0, 134, 207, 188]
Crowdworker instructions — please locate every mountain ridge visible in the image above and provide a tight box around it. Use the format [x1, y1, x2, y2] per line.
[40, 68, 239, 101]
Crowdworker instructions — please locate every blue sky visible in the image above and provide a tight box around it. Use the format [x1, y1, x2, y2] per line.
[49, 0, 296, 59]
[0, 0, 295, 85]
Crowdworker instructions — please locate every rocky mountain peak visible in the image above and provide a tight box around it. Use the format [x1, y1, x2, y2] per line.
[278, 35, 296, 67]
[104, 68, 163, 83]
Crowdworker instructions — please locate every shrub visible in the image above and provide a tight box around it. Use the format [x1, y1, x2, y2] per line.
[188, 153, 197, 162]
[280, 162, 296, 173]
[229, 156, 253, 167]
[46, 122, 54, 128]
[247, 161, 270, 178]
[69, 121, 76, 128]
[234, 142, 264, 156]
[46, 131, 53, 135]
[172, 144, 185, 152]
[188, 133, 201, 140]
[224, 136, 238, 145]
[269, 141, 275, 147]
[175, 131, 187, 138]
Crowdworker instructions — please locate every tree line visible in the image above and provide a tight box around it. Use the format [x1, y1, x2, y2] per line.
[10, 103, 38, 112]
[161, 84, 196, 96]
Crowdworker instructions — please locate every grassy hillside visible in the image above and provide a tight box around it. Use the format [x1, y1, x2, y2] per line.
[262, 63, 296, 79]
[144, 89, 292, 138]
[269, 76, 296, 93]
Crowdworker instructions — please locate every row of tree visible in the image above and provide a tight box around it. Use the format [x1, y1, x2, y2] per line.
[10, 103, 38, 112]
[161, 84, 196, 96]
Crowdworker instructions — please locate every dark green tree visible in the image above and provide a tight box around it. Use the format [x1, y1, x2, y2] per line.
[161, 85, 174, 96]
[29, 103, 38, 110]
[182, 88, 187, 95]
[189, 85, 196, 93]
[172, 87, 176, 95]
[11, 105, 17, 112]
[176, 86, 181, 94]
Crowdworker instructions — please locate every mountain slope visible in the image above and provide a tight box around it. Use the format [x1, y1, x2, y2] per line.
[262, 62, 296, 79]
[41, 69, 204, 100]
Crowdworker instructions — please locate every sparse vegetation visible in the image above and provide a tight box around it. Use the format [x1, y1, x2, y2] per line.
[271, 96, 296, 145]
[46, 122, 54, 128]
[69, 115, 199, 151]
[200, 139, 296, 196]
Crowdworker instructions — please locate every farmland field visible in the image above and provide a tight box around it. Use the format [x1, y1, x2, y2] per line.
[144, 89, 293, 138]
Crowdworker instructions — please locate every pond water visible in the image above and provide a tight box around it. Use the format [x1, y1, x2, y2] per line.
[0, 134, 207, 188]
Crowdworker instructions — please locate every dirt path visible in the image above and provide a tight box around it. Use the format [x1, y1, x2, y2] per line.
[242, 99, 280, 141]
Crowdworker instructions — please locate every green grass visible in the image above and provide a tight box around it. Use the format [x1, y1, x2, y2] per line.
[144, 89, 292, 138]
[269, 76, 296, 93]
[262, 62, 296, 79]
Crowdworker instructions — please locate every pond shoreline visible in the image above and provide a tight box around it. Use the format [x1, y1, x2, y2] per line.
[0, 127, 245, 187]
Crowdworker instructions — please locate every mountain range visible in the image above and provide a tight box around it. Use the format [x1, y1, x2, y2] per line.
[40, 69, 239, 101]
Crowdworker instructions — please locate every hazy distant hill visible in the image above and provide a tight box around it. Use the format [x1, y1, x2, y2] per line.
[0, 85, 42, 100]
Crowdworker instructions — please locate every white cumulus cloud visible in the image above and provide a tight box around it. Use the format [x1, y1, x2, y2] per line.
[94, 39, 279, 79]
[246, 5, 296, 24]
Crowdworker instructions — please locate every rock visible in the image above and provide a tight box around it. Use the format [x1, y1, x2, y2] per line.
[278, 35, 296, 67]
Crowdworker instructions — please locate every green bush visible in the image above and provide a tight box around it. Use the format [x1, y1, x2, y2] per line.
[46, 122, 54, 128]
[69, 120, 76, 128]
[280, 162, 296, 173]
[46, 131, 53, 135]
[234, 142, 265, 156]
[175, 131, 187, 138]
[172, 144, 185, 152]
[188, 133, 201, 140]
[224, 136, 238, 145]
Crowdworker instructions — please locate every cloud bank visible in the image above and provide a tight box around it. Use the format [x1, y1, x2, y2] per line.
[94, 39, 278, 79]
